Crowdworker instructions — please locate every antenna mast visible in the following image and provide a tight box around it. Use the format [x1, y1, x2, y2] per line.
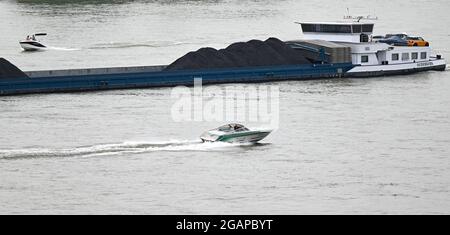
[344, 8, 378, 22]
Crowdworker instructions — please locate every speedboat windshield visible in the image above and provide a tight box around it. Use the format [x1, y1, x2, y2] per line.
[25, 33, 47, 41]
[217, 124, 249, 132]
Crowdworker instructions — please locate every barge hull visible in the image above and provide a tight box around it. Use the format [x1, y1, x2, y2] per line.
[345, 60, 447, 78]
[0, 63, 353, 96]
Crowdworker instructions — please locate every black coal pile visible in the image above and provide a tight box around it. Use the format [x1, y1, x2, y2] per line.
[0, 58, 29, 79]
[165, 38, 311, 71]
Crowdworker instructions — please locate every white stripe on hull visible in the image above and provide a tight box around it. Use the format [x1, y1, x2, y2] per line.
[346, 59, 446, 77]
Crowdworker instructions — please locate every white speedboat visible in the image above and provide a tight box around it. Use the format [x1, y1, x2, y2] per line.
[20, 33, 47, 51]
[200, 124, 272, 143]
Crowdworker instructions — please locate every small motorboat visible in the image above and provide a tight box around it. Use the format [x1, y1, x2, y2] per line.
[19, 33, 47, 51]
[200, 124, 272, 143]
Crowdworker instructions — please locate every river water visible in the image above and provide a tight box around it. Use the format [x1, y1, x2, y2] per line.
[0, 0, 449, 214]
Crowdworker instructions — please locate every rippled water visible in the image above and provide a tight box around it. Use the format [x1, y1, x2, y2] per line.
[1, 0, 450, 214]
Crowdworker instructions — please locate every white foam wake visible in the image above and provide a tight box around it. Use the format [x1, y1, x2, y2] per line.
[0, 140, 252, 160]
[45, 46, 80, 51]
[87, 41, 188, 50]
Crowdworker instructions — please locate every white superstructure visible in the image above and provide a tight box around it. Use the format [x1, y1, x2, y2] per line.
[299, 21, 375, 43]
[297, 21, 446, 77]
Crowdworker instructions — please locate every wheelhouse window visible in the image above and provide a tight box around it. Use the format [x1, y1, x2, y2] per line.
[350, 24, 374, 33]
[362, 24, 374, 33]
[301, 24, 352, 33]
[301, 23, 374, 34]
[412, 52, 418, 60]
[421, 52, 427, 59]
[392, 53, 399, 61]
[361, 55, 369, 63]
[402, 53, 410, 61]
[352, 25, 362, 33]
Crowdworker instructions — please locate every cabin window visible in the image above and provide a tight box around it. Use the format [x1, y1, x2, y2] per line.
[352, 25, 362, 33]
[361, 55, 369, 63]
[421, 52, 427, 59]
[412, 52, 418, 60]
[402, 53, 410, 61]
[301, 23, 373, 34]
[301, 24, 314, 32]
[301, 24, 352, 33]
[392, 54, 399, 61]
[362, 24, 374, 33]
[323, 24, 352, 33]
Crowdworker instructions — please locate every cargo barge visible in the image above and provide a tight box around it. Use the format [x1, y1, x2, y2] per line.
[0, 61, 354, 96]
[0, 37, 354, 96]
[0, 20, 446, 96]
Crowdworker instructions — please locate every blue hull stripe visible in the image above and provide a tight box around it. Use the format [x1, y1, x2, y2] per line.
[0, 63, 354, 96]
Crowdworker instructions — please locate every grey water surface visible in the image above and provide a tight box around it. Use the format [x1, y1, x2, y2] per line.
[0, 0, 450, 214]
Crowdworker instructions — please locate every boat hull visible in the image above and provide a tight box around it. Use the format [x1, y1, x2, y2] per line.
[19, 41, 46, 51]
[0, 63, 354, 96]
[345, 59, 447, 78]
[201, 131, 272, 143]
[217, 131, 272, 143]
[0, 57, 447, 96]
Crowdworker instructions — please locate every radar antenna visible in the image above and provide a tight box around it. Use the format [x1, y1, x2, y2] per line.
[344, 8, 378, 22]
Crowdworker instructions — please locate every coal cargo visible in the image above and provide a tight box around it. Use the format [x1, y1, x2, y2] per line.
[0, 58, 29, 79]
[165, 38, 311, 71]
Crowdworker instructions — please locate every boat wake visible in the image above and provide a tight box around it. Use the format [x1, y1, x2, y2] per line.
[20, 41, 188, 52]
[20, 46, 80, 52]
[87, 41, 188, 50]
[0, 140, 254, 160]
[46, 46, 80, 51]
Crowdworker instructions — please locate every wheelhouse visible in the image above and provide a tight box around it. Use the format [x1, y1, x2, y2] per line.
[301, 23, 374, 34]
[298, 22, 375, 43]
